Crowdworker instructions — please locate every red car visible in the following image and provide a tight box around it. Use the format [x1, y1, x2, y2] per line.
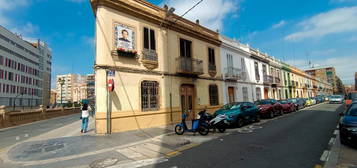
[254, 99, 283, 118]
[279, 100, 296, 113]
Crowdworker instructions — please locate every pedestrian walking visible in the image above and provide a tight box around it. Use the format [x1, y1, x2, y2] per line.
[81, 103, 91, 133]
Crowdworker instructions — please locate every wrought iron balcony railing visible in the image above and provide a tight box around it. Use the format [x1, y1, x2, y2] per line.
[263, 75, 273, 84]
[208, 64, 216, 71]
[274, 77, 281, 84]
[176, 57, 204, 75]
[141, 49, 158, 62]
[224, 67, 247, 81]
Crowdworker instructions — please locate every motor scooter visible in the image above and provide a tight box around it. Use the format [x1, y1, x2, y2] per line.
[175, 112, 209, 135]
[198, 110, 227, 133]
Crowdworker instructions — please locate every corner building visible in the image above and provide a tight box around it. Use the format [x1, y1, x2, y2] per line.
[91, 0, 223, 133]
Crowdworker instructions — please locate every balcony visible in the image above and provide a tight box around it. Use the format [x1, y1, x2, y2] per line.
[141, 49, 158, 70]
[263, 75, 273, 84]
[176, 57, 204, 75]
[224, 67, 244, 80]
[208, 64, 217, 77]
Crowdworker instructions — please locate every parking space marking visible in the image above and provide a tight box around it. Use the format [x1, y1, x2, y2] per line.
[320, 150, 330, 162]
[333, 130, 339, 135]
[328, 137, 335, 146]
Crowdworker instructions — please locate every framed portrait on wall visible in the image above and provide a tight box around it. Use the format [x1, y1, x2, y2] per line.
[114, 23, 135, 51]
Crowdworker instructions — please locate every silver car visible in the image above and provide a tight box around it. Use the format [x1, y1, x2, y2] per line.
[329, 95, 343, 104]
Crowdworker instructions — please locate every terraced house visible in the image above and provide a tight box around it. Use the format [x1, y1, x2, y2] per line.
[91, 0, 223, 134]
[91, 0, 333, 134]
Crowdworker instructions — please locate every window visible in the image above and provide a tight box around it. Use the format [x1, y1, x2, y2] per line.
[209, 85, 219, 106]
[241, 58, 246, 71]
[256, 87, 261, 100]
[262, 64, 267, 76]
[254, 62, 260, 81]
[143, 27, 156, 50]
[141, 81, 159, 111]
[180, 38, 192, 58]
[208, 48, 215, 70]
[243, 87, 249, 102]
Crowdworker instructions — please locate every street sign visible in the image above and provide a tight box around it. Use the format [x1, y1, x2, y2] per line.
[107, 70, 115, 77]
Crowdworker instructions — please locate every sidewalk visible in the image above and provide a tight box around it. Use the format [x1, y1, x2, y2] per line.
[0, 113, 272, 168]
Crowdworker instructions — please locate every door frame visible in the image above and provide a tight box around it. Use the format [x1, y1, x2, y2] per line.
[180, 84, 196, 120]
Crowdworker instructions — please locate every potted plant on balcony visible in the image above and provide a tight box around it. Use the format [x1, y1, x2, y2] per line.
[116, 47, 138, 58]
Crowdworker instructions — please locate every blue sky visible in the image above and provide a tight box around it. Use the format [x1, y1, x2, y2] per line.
[0, 0, 356, 87]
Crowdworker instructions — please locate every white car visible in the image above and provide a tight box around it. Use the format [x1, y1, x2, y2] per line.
[329, 95, 343, 104]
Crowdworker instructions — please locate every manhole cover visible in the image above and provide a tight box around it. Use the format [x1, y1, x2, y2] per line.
[90, 158, 119, 168]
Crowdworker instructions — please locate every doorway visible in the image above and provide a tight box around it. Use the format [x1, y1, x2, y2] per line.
[180, 84, 194, 120]
[264, 88, 269, 99]
[228, 87, 235, 103]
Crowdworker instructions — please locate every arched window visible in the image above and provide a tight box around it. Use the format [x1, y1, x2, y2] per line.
[141, 81, 159, 111]
[209, 85, 219, 106]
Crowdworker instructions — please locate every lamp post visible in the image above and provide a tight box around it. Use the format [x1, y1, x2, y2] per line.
[59, 78, 65, 107]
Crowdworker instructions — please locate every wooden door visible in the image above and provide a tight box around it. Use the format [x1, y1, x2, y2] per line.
[228, 87, 235, 103]
[181, 85, 194, 120]
[264, 88, 269, 99]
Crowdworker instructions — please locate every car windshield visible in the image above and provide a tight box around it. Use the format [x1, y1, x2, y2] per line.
[221, 103, 242, 110]
[331, 95, 342, 98]
[347, 93, 357, 100]
[255, 100, 271, 105]
[346, 104, 357, 116]
[288, 99, 296, 103]
[279, 100, 288, 104]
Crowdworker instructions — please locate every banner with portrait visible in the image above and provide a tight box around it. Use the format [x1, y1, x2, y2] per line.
[114, 23, 135, 51]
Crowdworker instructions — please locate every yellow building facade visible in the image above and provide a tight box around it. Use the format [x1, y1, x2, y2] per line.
[91, 0, 223, 134]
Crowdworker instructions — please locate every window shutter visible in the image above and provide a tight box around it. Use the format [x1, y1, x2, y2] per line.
[150, 29, 156, 50]
[144, 27, 149, 49]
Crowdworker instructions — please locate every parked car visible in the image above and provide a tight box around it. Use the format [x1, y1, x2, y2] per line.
[329, 95, 344, 104]
[346, 91, 357, 107]
[255, 99, 283, 118]
[339, 102, 357, 145]
[288, 98, 305, 110]
[214, 102, 260, 127]
[279, 100, 296, 113]
[305, 98, 314, 106]
[312, 97, 322, 104]
[316, 95, 326, 103]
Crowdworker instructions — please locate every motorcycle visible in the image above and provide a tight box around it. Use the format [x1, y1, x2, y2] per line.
[175, 112, 210, 135]
[198, 110, 227, 133]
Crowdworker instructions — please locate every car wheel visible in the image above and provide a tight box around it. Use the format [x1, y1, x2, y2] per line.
[255, 114, 261, 123]
[340, 137, 347, 145]
[218, 128, 226, 133]
[269, 111, 275, 118]
[236, 117, 244, 128]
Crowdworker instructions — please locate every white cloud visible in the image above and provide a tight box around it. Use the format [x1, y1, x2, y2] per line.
[161, 0, 239, 31]
[330, 0, 357, 3]
[11, 22, 39, 35]
[311, 49, 336, 56]
[271, 20, 286, 29]
[286, 55, 357, 84]
[0, 0, 28, 26]
[285, 6, 357, 41]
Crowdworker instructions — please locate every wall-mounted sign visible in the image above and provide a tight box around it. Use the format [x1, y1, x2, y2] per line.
[114, 23, 135, 51]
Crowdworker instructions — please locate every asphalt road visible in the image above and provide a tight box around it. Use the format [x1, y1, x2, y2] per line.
[152, 103, 344, 168]
[0, 113, 80, 150]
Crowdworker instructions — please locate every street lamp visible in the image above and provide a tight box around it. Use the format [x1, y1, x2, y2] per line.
[59, 78, 65, 107]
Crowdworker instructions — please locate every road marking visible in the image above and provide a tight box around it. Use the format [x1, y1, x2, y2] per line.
[328, 138, 336, 146]
[24, 134, 29, 138]
[15, 136, 20, 141]
[320, 150, 330, 161]
[336, 124, 339, 129]
[108, 157, 168, 168]
[333, 130, 339, 135]
[314, 164, 322, 168]
[165, 143, 200, 158]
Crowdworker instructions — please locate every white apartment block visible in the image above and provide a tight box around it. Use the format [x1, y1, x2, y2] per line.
[56, 74, 95, 104]
[0, 25, 52, 107]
